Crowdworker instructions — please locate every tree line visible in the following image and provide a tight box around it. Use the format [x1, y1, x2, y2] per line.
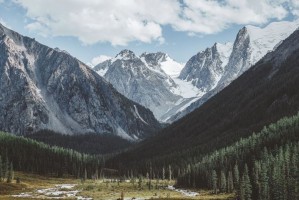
[0, 132, 105, 179]
[176, 113, 299, 199]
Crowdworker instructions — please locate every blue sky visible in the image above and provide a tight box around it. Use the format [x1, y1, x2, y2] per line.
[0, 0, 298, 65]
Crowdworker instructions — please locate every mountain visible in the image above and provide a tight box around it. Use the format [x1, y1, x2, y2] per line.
[107, 27, 299, 170]
[168, 20, 299, 122]
[94, 50, 201, 121]
[179, 42, 233, 92]
[0, 23, 161, 140]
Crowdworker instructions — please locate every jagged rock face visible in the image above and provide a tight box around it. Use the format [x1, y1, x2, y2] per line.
[140, 52, 166, 69]
[217, 27, 250, 86]
[0, 24, 161, 140]
[179, 43, 232, 92]
[94, 50, 181, 120]
[169, 20, 299, 123]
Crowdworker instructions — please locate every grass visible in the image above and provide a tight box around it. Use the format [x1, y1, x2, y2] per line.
[0, 172, 77, 200]
[77, 179, 235, 200]
[0, 172, 235, 200]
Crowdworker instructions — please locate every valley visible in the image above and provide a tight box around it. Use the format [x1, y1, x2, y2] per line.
[0, 2, 299, 200]
[1, 172, 234, 200]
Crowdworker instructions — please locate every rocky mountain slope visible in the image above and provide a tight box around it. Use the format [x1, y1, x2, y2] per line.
[169, 20, 299, 122]
[0, 23, 161, 140]
[108, 27, 299, 168]
[94, 50, 201, 120]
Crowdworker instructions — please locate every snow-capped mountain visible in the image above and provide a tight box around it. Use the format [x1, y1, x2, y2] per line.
[0, 23, 161, 140]
[179, 42, 233, 92]
[218, 20, 299, 86]
[94, 50, 195, 120]
[168, 20, 299, 122]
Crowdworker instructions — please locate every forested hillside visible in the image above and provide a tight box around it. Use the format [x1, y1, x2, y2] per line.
[0, 132, 104, 178]
[26, 130, 132, 155]
[177, 113, 299, 200]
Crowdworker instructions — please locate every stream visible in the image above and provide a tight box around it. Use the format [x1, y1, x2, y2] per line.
[12, 184, 92, 199]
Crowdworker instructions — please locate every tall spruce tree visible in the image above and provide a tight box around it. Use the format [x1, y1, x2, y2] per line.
[6, 162, 13, 183]
[212, 170, 218, 194]
[220, 170, 227, 193]
[243, 164, 252, 200]
[260, 161, 269, 200]
[227, 170, 234, 193]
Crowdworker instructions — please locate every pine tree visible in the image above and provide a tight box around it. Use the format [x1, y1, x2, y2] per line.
[260, 161, 269, 200]
[243, 164, 252, 200]
[3, 156, 8, 180]
[6, 162, 13, 183]
[162, 167, 165, 180]
[168, 165, 172, 181]
[227, 170, 234, 193]
[220, 170, 227, 193]
[84, 167, 87, 180]
[212, 170, 218, 194]
[240, 175, 245, 200]
[233, 163, 240, 189]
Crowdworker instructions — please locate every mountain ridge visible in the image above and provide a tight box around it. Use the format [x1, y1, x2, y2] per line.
[0, 23, 161, 140]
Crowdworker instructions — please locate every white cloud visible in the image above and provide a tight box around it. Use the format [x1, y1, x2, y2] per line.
[13, 0, 299, 46]
[91, 55, 112, 66]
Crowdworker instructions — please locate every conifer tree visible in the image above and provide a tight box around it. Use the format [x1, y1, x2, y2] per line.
[243, 164, 252, 200]
[260, 161, 269, 200]
[212, 170, 218, 194]
[220, 170, 227, 193]
[3, 156, 8, 180]
[227, 170, 234, 193]
[233, 164, 240, 189]
[84, 167, 87, 180]
[6, 162, 13, 183]
[168, 165, 172, 181]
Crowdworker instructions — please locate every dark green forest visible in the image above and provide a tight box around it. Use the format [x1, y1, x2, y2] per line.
[26, 130, 132, 155]
[0, 132, 104, 179]
[177, 113, 299, 200]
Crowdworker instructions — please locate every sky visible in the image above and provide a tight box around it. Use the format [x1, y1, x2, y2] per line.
[0, 0, 298, 66]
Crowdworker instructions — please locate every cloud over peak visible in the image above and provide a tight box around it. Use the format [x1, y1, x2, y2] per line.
[13, 0, 299, 46]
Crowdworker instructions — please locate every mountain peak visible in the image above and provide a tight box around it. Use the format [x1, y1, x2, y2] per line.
[116, 49, 136, 60]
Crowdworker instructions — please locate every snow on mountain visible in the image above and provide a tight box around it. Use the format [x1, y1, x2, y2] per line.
[94, 20, 299, 124]
[0, 23, 161, 140]
[93, 50, 183, 121]
[169, 20, 299, 123]
[159, 55, 184, 77]
[247, 20, 299, 65]
[179, 42, 233, 93]
[93, 50, 203, 121]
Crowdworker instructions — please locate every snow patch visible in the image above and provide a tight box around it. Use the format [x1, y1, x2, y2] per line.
[134, 105, 148, 125]
[171, 77, 204, 98]
[96, 67, 109, 77]
[160, 56, 184, 77]
[246, 20, 299, 65]
[216, 42, 233, 67]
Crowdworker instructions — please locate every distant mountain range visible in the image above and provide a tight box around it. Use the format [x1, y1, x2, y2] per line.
[0, 23, 160, 140]
[93, 50, 201, 121]
[1, 19, 298, 142]
[94, 20, 299, 123]
[108, 24, 299, 169]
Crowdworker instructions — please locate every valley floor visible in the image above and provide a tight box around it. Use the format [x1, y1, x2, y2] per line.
[0, 172, 234, 200]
